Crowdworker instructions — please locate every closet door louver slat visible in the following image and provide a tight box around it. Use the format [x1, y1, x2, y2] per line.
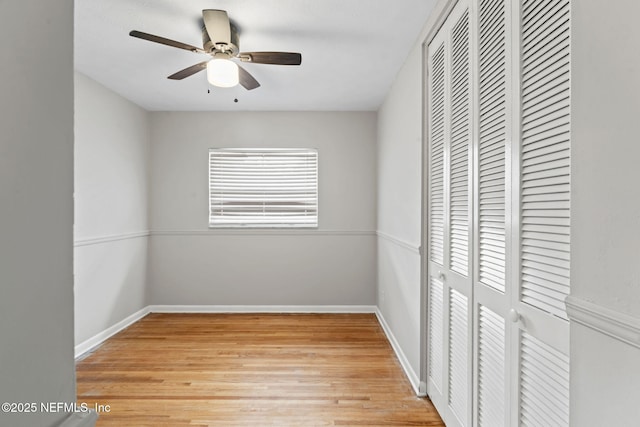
[519, 332, 570, 427]
[448, 289, 468, 423]
[429, 277, 445, 392]
[477, 306, 505, 427]
[449, 10, 471, 277]
[430, 43, 446, 266]
[520, 0, 571, 320]
[478, 0, 507, 293]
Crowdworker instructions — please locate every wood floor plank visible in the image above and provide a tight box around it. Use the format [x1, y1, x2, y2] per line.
[76, 313, 444, 426]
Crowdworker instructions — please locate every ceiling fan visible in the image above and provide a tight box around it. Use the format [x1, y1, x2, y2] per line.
[129, 9, 302, 90]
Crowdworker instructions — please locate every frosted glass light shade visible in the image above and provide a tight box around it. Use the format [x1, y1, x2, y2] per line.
[207, 59, 239, 88]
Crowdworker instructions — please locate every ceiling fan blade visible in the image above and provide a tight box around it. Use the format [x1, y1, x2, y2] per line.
[239, 52, 302, 65]
[237, 65, 260, 90]
[202, 10, 231, 45]
[129, 30, 204, 53]
[167, 61, 209, 80]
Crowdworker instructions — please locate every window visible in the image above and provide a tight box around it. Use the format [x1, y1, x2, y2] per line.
[209, 148, 318, 227]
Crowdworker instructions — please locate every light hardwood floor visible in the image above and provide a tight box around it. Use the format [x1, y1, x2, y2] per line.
[76, 313, 444, 426]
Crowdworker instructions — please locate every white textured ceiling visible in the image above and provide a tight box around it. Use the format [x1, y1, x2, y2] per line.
[75, 0, 436, 111]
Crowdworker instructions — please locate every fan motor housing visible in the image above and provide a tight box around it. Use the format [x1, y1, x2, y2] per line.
[202, 24, 239, 56]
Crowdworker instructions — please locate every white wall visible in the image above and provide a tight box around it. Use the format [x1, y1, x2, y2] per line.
[0, 1, 76, 426]
[569, 1, 640, 425]
[376, 41, 424, 388]
[148, 112, 377, 306]
[74, 72, 150, 346]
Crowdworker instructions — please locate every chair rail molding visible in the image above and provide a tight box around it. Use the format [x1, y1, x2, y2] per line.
[566, 296, 640, 349]
[376, 231, 420, 254]
[74, 230, 150, 247]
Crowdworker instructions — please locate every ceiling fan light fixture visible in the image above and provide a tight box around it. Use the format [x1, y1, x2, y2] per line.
[129, 9, 301, 91]
[207, 58, 239, 88]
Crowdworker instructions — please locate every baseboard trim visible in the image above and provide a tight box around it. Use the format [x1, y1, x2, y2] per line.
[566, 296, 640, 349]
[57, 411, 98, 427]
[375, 309, 421, 396]
[75, 305, 377, 359]
[75, 306, 150, 359]
[148, 305, 377, 314]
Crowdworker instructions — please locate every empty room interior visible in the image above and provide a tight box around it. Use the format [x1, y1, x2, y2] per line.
[2, 0, 640, 426]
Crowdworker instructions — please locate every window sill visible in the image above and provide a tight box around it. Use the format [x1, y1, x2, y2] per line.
[208, 225, 319, 229]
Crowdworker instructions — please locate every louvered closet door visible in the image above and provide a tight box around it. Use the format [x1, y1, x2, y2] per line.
[509, 0, 571, 425]
[472, 0, 572, 425]
[426, 0, 571, 425]
[472, 0, 512, 425]
[426, 1, 473, 426]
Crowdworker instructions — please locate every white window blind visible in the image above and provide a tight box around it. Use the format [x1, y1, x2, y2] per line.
[208, 148, 318, 227]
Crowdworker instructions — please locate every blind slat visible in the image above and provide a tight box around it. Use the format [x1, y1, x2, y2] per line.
[209, 149, 318, 227]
